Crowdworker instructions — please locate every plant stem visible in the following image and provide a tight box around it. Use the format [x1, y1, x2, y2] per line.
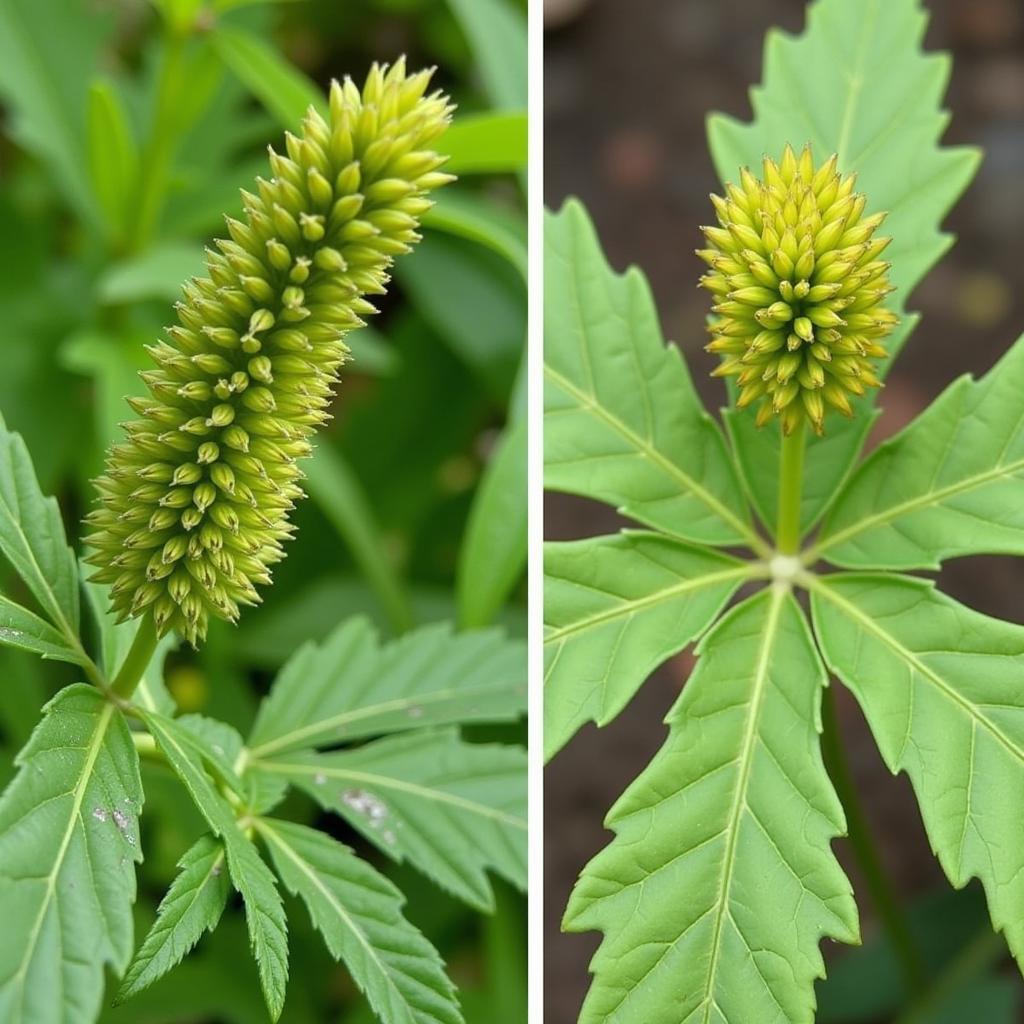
[110, 614, 160, 700]
[820, 685, 927, 995]
[776, 420, 805, 554]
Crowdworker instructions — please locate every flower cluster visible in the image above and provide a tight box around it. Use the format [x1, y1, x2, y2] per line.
[698, 143, 897, 434]
[86, 59, 453, 645]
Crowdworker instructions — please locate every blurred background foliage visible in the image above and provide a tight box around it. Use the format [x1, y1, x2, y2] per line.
[0, 0, 526, 1019]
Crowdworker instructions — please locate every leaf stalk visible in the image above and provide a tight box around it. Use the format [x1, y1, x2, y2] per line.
[776, 420, 806, 554]
[110, 614, 160, 700]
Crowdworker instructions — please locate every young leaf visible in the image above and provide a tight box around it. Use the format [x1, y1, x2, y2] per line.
[456, 417, 527, 629]
[543, 531, 751, 759]
[86, 77, 138, 242]
[210, 26, 324, 131]
[0, 413, 80, 643]
[257, 819, 463, 1024]
[140, 710, 289, 1021]
[814, 335, 1024, 569]
[255, 730, 527, 911]
[0, 593, 84, 665]
[810, 573, 1024, 971]
[446, 0, 526, 110]
[117, 833, 230, 1004]
[565, 589, 858, 1024]
[247, 618, 526, 760]
[544, 200, 760, 551]
[709, 0, 980, 533]
[0, 685, 143, 1024]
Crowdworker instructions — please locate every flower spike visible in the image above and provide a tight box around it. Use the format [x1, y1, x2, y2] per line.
[86, 59, 454, 646]
[699, 143, 897, 435]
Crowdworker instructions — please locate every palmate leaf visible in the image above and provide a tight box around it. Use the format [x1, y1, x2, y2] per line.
[255, 729, 526, 911]
[0, 685, 143, 1024]
[543, 532, 752, 759]
[810, 573, 1024, 969]
[117, 834, 230, 1004]
[709, 0, 980, 533]
[257, 819, 463, 1024]
[566, 589, 857, 1024]
[247, 618, 526, 760]
[544, 201, 760, 552]
[814, 335, 1024, 568]
[139, 710, 289, 1021]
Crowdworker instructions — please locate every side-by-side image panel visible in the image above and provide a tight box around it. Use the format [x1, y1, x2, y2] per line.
[0, 1, 527, 1022]
[544, 2, 1024, 1022]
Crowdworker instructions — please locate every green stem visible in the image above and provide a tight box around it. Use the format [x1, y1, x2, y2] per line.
[110, 614, 160, 700]
[821, 684, 927, 995]
[775, 421, 805, 554]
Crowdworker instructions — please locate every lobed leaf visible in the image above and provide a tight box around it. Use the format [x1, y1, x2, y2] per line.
[258, 819, 463, 1024]
[117, 833, 230, 1004]
[811, 573, 1024, 972]
[708, 0, 980, 533]
[543, 531, 751, 759]
[255, 729, 527, 911]
[0, 685, 143, 1024]
[0, 593, 84, 666]
[140, 710, 289, 1021]
[544, 200, 758, 551]
[566, 589, 857, 1024]
[815, 335, 1024, 568]
[247, 618, 526, 760]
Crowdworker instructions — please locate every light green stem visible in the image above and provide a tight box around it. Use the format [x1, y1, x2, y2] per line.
[110, 614, 160, 700]
[775, 421, 806, 554]
[821, 685, 927, 995]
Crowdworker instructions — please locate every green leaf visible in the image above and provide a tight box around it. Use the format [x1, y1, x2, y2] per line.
[438, 111, 527, 174]
[424, 190, 527, 280]
[97, 242, 205, 305]
[0, 413, 81, 645]
[0, 0, 107, 222]
[446, 0, 526, 110]
[247, 618, 526, 760]
[544, 200, 759, 551]
[210, 26, 324, 132]
[456, 418, 526, 629]
[0, 593, 85, 666]
[140, 710, 289, 1021]
[708, 0, 981, 534]
[544, 531, 751, 759]
[87, 77, 139, 243]
[810, 573, 1024, 973]
[814, 335, 1024, 568]
[257, 819, 463, 1024]
[257, 730, 526, 911]
[117, 834, 230, 1004]
[304, 445, 413, 634]
[0, 685, 143, 1023]
[566, 589, 858, 1024]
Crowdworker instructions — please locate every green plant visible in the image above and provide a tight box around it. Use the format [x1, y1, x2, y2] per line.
[543, 1, 1024, 1021]
[0, 44, 526, 1024]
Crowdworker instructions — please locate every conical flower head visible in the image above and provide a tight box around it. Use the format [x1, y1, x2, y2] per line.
[86, 59, 454, 646]
[698, 143, 898, 435]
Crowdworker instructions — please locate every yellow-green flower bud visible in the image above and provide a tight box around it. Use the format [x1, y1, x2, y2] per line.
[86, 59, 454, 646]
[698, 144, 897, 435]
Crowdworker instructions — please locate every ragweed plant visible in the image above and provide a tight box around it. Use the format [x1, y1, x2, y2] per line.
[0, 56, 527, 1024]
[544, 1, 1024, 1021]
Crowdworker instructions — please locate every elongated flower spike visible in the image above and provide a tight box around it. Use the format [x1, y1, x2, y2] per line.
[697, 143, 898, 435]
[86, 58, 454, 646]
